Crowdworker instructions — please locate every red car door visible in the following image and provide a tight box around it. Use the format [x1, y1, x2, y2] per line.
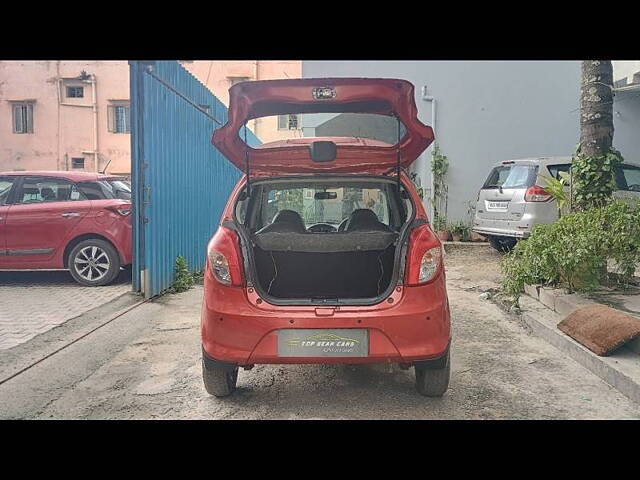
[3, 176, 91, 268]
[0, 176, 18, 265]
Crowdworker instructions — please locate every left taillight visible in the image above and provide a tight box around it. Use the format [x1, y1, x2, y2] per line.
[207, 226, 244, 286]
[107, 204, 132, 216]
[524, 185, 552, 202]
[405, 224, 443, 286]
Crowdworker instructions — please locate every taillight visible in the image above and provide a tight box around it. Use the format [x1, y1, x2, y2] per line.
[405, 224, 443, 286]
[107, 204, 132, 216]
[207, 226, 244, 286]
[524, 185, 552, 202]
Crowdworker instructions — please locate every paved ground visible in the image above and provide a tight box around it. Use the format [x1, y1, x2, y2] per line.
[1, 244, 639, 419]
[0, 269, 131, 350]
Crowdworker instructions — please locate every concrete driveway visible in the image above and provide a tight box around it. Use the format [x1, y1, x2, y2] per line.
[0, 269, 132, 350]
[1, 246, 639, 419]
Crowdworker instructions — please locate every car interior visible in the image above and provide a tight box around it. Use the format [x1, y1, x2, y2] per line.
[241, 179, 413, 302]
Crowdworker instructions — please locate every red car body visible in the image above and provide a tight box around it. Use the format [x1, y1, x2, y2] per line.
[201, 78, 451, 396]
[0, 171, 132, 276]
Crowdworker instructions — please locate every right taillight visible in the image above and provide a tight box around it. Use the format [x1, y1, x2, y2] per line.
[207, 226, 244, 286]
[405, 224, 443, 286]
[524, 185, 552, 202]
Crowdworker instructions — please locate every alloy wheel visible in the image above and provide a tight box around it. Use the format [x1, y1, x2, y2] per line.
[74, 246, 111, 282]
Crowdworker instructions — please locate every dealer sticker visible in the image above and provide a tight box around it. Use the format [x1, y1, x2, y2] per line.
[278, 329, 369, 357]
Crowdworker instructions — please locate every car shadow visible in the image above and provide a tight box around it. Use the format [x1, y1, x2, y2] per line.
[0, 267, 132, 286]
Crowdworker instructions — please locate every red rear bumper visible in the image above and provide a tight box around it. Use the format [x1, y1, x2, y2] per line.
[201, 268, 450, 366]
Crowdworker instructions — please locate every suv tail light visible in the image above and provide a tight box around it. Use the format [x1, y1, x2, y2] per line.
[107, 204, 132, 216]
[207, 226, 244, 286]
[405, 224, 443, 285]
[524, 185, 552, 202]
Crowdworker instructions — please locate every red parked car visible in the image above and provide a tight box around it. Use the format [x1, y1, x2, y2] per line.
[0, 171, 132, 286]
[202, 78, 451, 397]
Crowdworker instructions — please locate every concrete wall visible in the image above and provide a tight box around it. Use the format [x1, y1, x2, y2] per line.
[614, 90, 640, 163]
[303, 61, 582, 221]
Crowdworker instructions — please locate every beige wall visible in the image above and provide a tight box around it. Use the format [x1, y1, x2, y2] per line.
[0, 60, 301, 175]
[0, 61, 131, 174]
[180, 61, 303, 143]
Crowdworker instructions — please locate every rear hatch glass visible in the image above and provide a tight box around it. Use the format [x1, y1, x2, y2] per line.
[482, 164, 538, 190]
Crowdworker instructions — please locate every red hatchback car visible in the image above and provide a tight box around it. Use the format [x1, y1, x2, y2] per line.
[202, 78, 451, 396]
[0, 171, 132, 286]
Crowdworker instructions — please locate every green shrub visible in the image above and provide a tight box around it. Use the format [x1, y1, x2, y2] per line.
[501, 201, 640, 300]
[172, 255, 195, 293]
[571, 147, 624, 211]
[449, 221, 470, 238]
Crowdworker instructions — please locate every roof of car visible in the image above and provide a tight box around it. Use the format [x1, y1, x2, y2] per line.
[0, 170, 125, 182]
[492, 156, 572, 166]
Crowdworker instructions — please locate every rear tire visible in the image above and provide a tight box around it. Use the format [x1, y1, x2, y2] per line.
[202, 357, 238, 397]
[415, 350, 450, 397]
[68, 239, 121, 286]
[488, 236, 517, 253]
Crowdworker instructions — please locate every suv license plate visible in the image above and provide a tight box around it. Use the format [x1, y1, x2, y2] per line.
[488, 201, 508, 209]
[278, 329, 369, 357]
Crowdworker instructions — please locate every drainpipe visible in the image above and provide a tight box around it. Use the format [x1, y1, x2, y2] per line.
[90, 74, 99, 172]
[422, 87, 437, 220]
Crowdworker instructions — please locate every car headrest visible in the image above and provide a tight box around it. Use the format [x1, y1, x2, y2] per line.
[345, 208, 392, 232]
[40, 187, 56, 200]
[256, 209, 307, 234]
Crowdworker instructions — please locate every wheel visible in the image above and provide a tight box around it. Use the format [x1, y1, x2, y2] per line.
[488, 236, 517, 253]
[415, 350, 450, 397]
[202, 357, 238, 397]
[68, 239, 121, 286]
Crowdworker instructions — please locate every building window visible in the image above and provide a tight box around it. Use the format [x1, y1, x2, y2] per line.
[66, 86, 84, 98]
[71, 157, 85, 169]
[108, 103, 131, 134]
[12, 102, 34, 134]
[228, 76, 250, 87]
[278, 114, 300, 130]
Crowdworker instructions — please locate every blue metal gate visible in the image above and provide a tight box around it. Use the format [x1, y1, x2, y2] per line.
[129, 61, 260, 298]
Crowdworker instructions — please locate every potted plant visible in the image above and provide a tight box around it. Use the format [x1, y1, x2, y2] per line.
[433, 215, 450, 241]
[449, 221, 469, 242]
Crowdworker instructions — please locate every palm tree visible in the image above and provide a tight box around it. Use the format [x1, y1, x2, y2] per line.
[572, 60, 622, 211]
[579, 60, 614, 156]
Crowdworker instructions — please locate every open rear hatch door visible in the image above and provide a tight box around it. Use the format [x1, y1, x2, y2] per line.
[212, 78, 434, 175]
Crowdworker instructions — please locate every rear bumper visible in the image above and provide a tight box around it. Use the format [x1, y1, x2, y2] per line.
[472, 225, 530, 239]
[201, 269, 451, 366]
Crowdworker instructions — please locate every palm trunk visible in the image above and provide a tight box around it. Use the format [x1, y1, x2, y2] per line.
[580, 61, 614, 156]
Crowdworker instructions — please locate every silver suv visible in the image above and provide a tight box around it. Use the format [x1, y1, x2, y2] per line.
[473, 156, 640, 252]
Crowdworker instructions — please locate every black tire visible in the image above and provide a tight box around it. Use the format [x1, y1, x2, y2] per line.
[488, 236, 517, 253]
[415, 350, 451, 397]
[68, 238, 121, 286]
[202, 357, 238, 397]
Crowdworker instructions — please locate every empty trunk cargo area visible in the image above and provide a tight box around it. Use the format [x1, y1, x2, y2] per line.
[253, 246, 395, 299]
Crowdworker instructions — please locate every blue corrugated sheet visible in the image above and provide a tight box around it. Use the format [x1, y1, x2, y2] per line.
[130, 61, 260, 297]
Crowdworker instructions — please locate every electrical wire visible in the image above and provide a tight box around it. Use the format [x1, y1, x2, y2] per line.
[377, 252, 385, 296]
[268, 250, 278, 294]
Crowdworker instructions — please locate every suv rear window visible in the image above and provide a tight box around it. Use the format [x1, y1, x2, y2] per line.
[547, 163, 572, 179]
[482, 164, 538, 190]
